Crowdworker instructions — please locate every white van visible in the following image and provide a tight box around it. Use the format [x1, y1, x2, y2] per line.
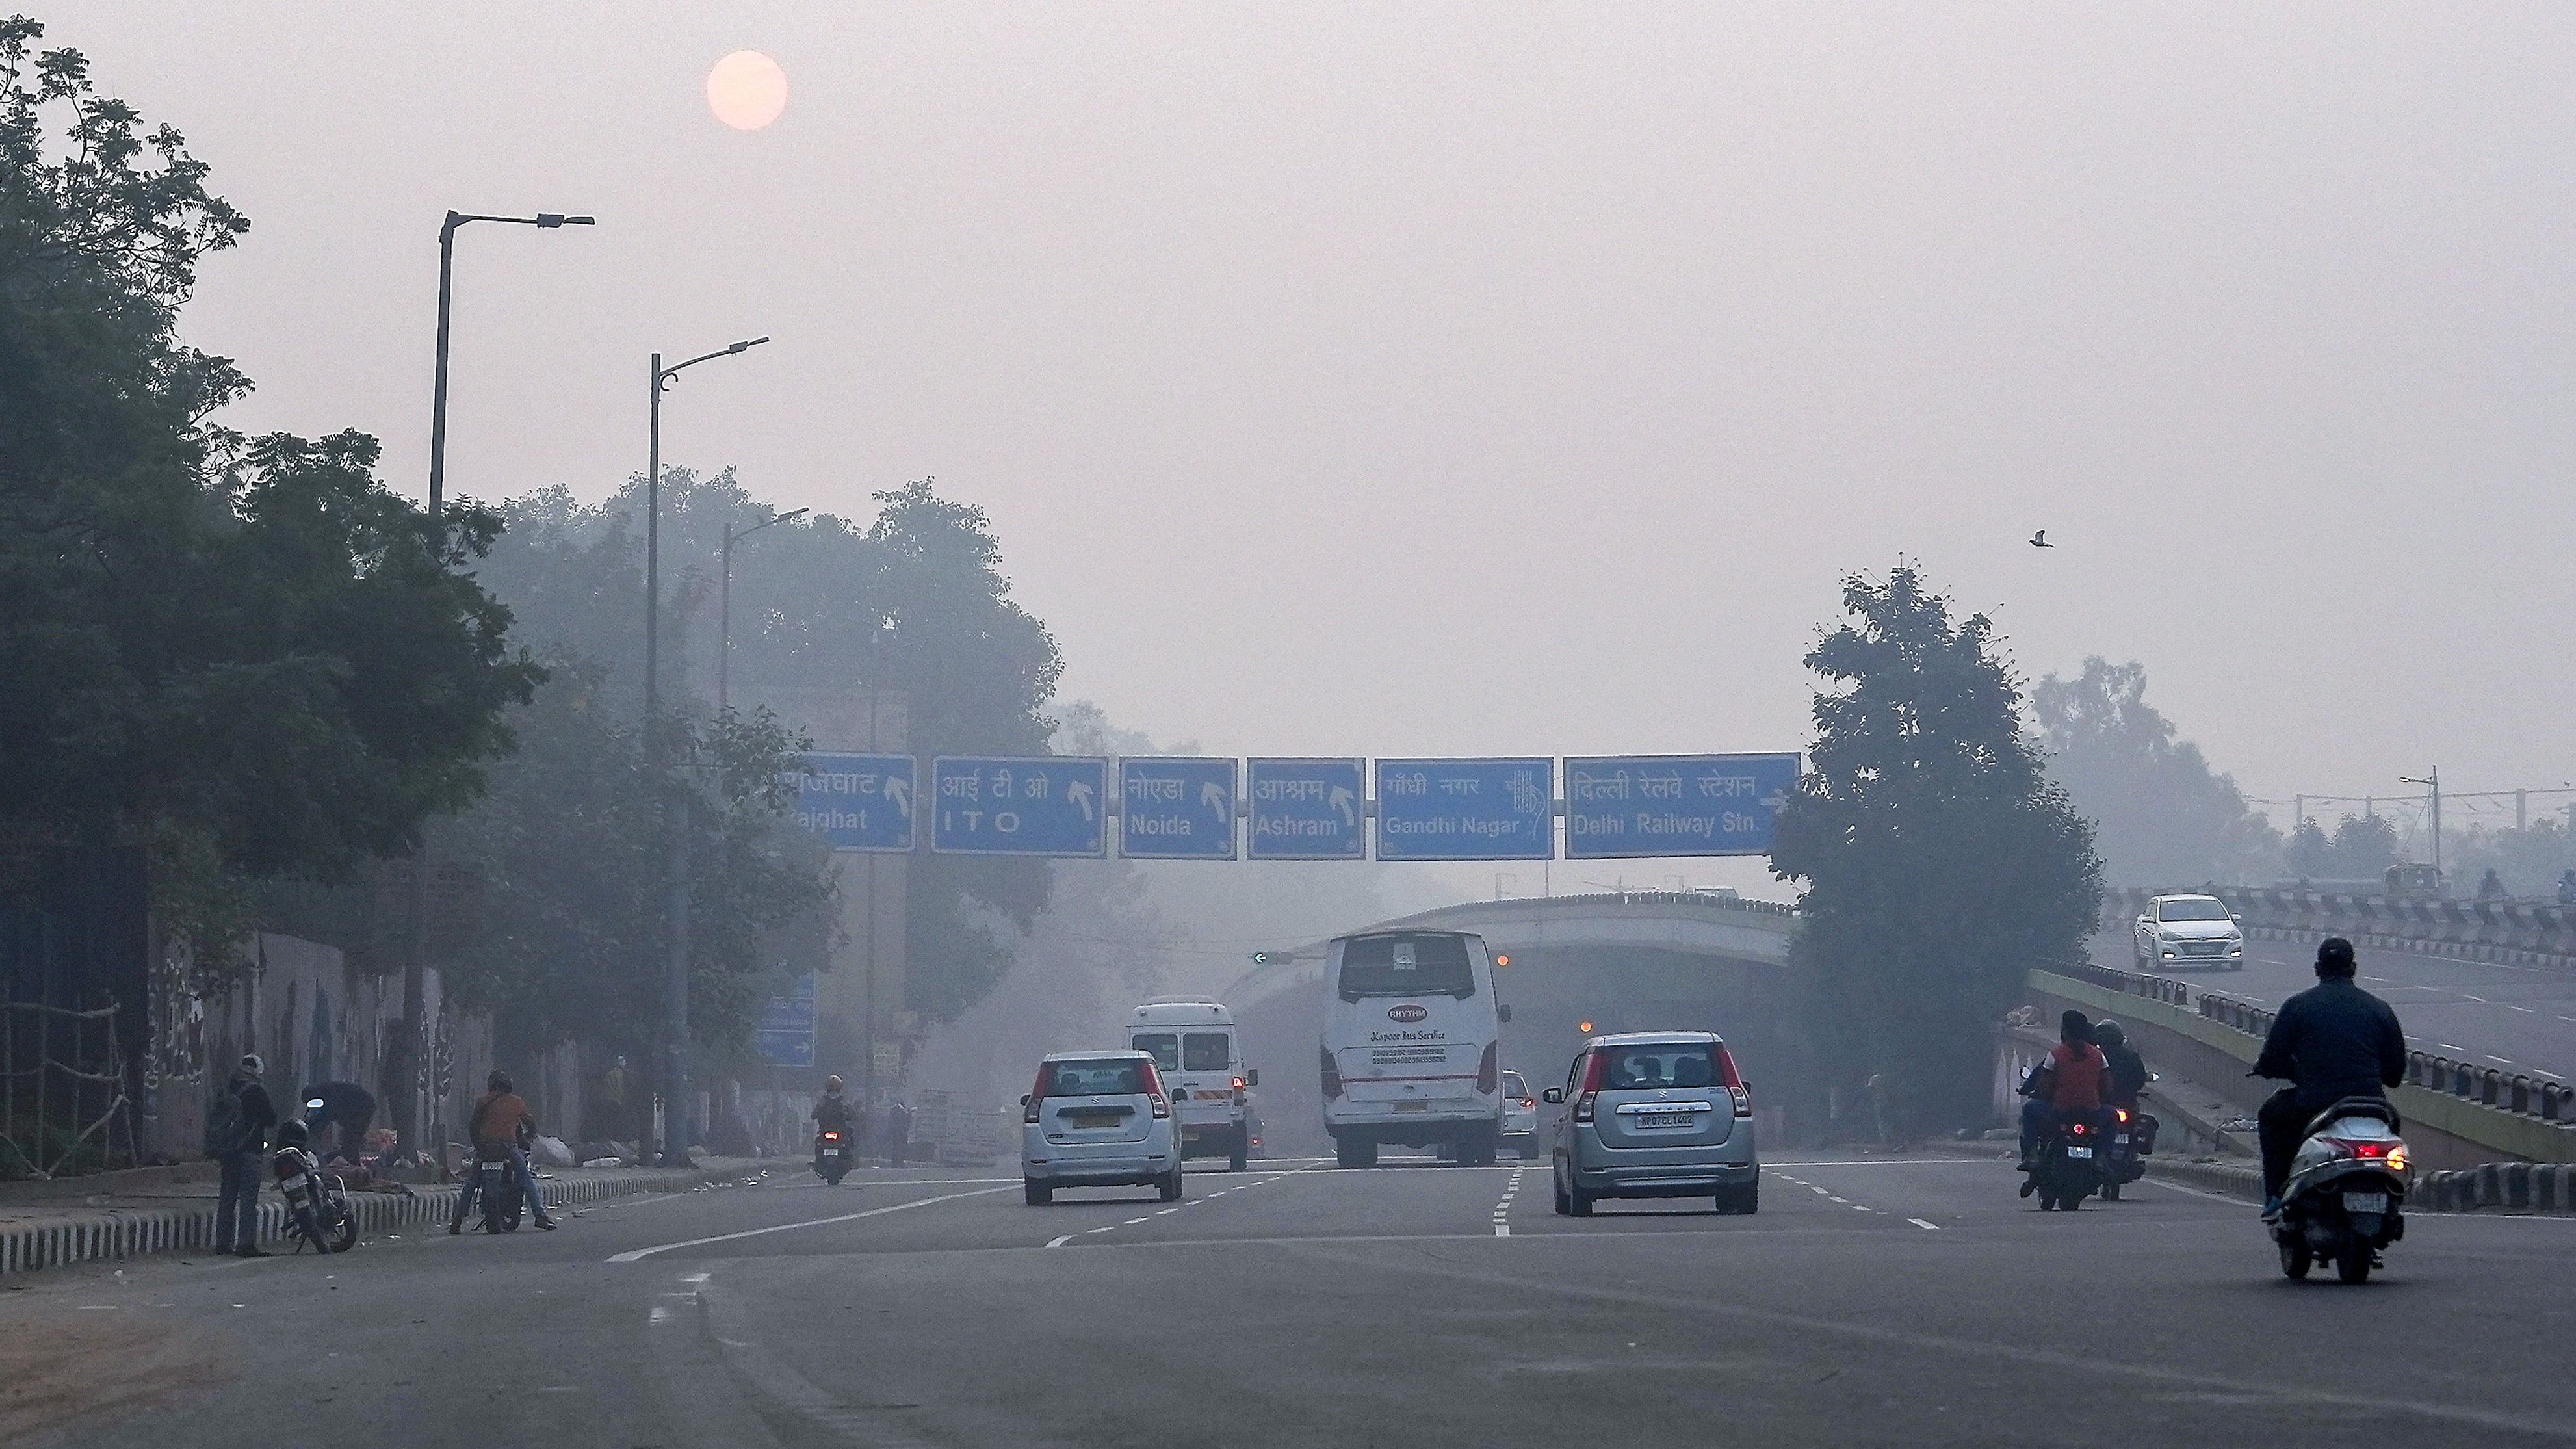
[1128, 999, 1257, 1173]
[1319, 930, 1508, 1167]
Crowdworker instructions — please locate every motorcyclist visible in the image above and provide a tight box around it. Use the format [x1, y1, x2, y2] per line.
[811, 1075, 861, 1161]
[2018, 1009, 2109, 1195]
[2093, 1020, 2148, 1110]
[449, 1069, 559, 1233]
[2252, 937, 2406, 1220]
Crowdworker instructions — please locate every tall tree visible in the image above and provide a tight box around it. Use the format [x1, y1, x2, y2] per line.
[2029, 657, 2281, 887]
[0, 20, 537, 964]
[1771, 566, 2101, 1130]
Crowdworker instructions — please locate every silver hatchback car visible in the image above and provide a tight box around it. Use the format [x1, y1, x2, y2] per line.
[1544, 1032, 1758, 1215]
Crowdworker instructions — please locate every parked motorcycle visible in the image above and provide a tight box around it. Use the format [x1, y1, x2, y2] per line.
[2272, 1097, 2409, 1284]
[270, 1121, 359, 1254]
[2027, 1110, 2109, 1212]
[815, 1127, 853, 1186]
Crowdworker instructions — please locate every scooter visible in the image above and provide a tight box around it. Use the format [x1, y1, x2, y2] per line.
[270, 1127, 359, 1254]
[2272, 1097, 2409, 1284]
[475, 1145, 524, 1233]
[2099, 1104, 2158, 1200]
[815, 1128, 853, 1186]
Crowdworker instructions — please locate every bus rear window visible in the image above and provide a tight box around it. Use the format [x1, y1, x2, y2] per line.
[1336, 934, 1476, 1002]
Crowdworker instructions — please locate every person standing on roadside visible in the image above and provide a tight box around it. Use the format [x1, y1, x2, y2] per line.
[208, 1054, 278, 1257]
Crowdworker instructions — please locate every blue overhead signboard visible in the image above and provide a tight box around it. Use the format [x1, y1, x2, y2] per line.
[1247, 758, 1366, 860]
[1120, 757, 1238, 859]
[1375, 757, 1555, 861]
[1563, 753, 1802, 858]
[796, 753, 917, 852]
[930, 756, 1109, 857]
[756, 974, 817, 1067]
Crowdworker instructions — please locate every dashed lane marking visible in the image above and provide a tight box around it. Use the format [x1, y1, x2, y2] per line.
[605, 1185, 1014, 1262]
[1043, 1233, 1074, 1249]
[1909, 1218, 1941, 1231]
[1492, 1166, 1526, 1237]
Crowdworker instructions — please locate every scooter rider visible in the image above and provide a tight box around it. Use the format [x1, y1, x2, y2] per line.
[449, 1069, 560, 1233]
[2253, 937, 2407, 1220]
[2018, 1009, 2109, 1195]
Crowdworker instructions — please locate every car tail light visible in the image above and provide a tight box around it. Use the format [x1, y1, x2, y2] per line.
[2114, 1108, 2131, 1123]
[1520, 1098, 1536, 1109]
[1149, 1092, 1171, 1119]
[1477, 1043, 1500, 1095]
[822, 1131, 842, 1141]
[1320, 1043, 1343, 1100]
[1574, 1052, 1605, 1123]
[1713, 1046, 1744, 1089]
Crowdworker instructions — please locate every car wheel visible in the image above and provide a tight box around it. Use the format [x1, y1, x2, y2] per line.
[1229, 1130, 1250, 1173]
[1023, 1179, 1052, 1207]
[1716, 1181, 1758, 1215]
[1566, 1171, 1596, 1217]
[1159, 1170, 1184, 1203]
[1335, 1137, 1376, 1169]
[1552, 1169, 1572, 1216]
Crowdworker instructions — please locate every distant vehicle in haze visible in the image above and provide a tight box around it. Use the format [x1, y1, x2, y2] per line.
[1544, 1032, 1758, 1216]
[1320, 930, 1509, 1168]
[1500, 1071, 1539, 1160]
[2275, 863, 2445, 900]
[1021, 1051, 1182, 1205]
[1130, 999, 1255, 1172]
[2131, 894, 2245, 971]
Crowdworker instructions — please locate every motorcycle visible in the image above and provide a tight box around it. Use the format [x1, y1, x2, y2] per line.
[2099, 1104, 2159, 1200]
[271, 1138, 359, 1253]
[815, 1128, 853, 1186]
[2027, 1110, 2109, 1212]
[2272, 1097, 2409, 1284]
[476, 1145, 524, 1233]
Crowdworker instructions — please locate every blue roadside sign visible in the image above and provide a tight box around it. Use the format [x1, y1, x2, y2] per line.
[1375, 757, 1555, 861]
[930, 756, 1109, 857]
[1119, 757, 1238, 859]
[757, 974, 816, 1067]
[1562, 753, 1802, 858]
[1246, 758, 1366, 860]
[795, 753, 917, 852]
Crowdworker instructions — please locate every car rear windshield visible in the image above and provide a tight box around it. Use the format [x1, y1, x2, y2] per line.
[1598, 1044, 1722, 1090]
[1132, 1033, 1180, 1071]
[2158, 898, 2230, 922]
[1039, 1059, 1152, 1097]
[1336, 933, 1477, 1001]
[1501, 1071, 1528, 1097]
[1183, 1032, 1231, 1072]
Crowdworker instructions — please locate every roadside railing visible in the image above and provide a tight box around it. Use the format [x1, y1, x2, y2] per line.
[2194, 987, 2576, 1125]
[2101, 886, 2574, 972]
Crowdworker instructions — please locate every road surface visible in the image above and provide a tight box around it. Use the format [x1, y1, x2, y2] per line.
[10, 1153, 2576, 1448]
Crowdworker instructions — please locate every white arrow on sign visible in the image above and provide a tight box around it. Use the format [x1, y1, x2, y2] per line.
[884, 776, 913, 818]
[1201, 780, 1229, 820]
[1067, 778, 1096, 823]
[1329, 785, 1357, 829]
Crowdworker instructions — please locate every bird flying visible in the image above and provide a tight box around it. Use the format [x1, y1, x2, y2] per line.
[2029, 530, 2053, 548]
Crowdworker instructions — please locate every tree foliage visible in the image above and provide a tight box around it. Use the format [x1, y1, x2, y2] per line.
[2028, 657, 2280, 887]
[0, 20, 538, 959]
[1771, 566, 2101, 1129]
[2284, 814, 2400, 883]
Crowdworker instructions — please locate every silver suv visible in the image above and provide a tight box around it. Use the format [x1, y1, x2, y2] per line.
[1544, 1032, 1758, 1216]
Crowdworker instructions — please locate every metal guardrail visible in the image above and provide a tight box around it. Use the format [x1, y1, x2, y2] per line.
[2192, 987, 2576, 1125]
[2102, 886, 2573, 969]
[2038, 958, 2192, 1007]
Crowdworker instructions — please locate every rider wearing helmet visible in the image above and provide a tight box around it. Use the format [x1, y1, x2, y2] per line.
[2253, 937, 2406, 1220]
[2018, 1009, 2109, 1192]
[2092, 1020, 2149, 1110]
[811, 1075, 859, 1134]
[276, 1117, 311, 1149]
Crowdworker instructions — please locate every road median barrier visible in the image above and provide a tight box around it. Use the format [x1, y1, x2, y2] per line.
[0, 1158, 765, 1278]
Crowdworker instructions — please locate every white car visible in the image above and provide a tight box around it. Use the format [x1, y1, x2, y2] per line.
[1021, 1051, 1183, 1205]
[2131, 894, 2246, 971]
[1501, 1071, 1540, 1160]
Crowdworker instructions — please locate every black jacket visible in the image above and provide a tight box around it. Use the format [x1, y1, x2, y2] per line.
[233, 1077, 278, 1152]
[811, 1094, 857, 1132]
[2254, 976, 2406, 1102]
[2100, 1044, 2148, 1107]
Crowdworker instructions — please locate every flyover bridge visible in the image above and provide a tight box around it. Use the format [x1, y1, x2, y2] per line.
[1224, 891, 1813, 1153]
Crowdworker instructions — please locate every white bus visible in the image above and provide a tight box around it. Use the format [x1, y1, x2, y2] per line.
[1128, 999, 1257, 1172]
[1319, 930, 1507, 1168]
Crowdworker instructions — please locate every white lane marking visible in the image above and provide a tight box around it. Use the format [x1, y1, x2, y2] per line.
[2461, 995, 2490, 1004]
[1044, 1233, 1075, 1249]
[1908, 1218, 1941, 1231]
[2441, 1043, 2469, 1052]
[2509, 1005, 2536, 1013]
[1493, 1166, 1526, 1237]
[1086, 1225, 1114, 1233]
[1851, 1205, 1872, 1212]
[603, 1185, 1012, 1262]
[679, 1272, 710, 1284]
[2142, 1177, 2254, 1206]
[648, 1305, 675, 1325]
[1123, 1216, 1150, 1225]
[1156, 1207, 1180, 1216]
[2484, 1056, 2516, 1066]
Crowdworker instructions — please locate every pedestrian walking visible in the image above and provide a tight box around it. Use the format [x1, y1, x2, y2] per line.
[206, 1054, 278, 1257]
[887, 1097, 913, 1168]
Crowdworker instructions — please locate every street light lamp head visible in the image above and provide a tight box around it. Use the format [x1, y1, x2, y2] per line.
[729, 336, 772, 354]
[534, 213, 598, 228]
[777, 507, 811, 524]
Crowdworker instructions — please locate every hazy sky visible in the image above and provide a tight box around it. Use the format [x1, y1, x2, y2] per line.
[49, 3, 2576, 883]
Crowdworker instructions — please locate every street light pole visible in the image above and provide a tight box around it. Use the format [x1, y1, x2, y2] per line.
[2402, 767, 2443, 886]
[718, 506, 809, 714]
[400, 207, 590, 1160]
[644, 336, 770, 1165]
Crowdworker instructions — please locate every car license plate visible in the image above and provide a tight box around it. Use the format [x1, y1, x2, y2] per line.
[1637, 1112, 1695, 1129]
[2065, 1146, 2093, 1159]
[2114, 1134, 2129, 1145]
[2343, 1191, 2389, 1214]
[1393, 1101, 1428, 1112]
[1066, 1112, 1122, 1129]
